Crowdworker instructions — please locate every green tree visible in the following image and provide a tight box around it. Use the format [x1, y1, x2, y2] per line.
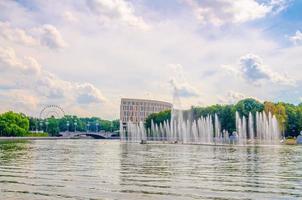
[284, 104, 299, 137]
[235, 98, 264, 117]
[145, 110, 171, 129]
[0, 111, 29, 136]
[111, 120, 120, 131]
[47, 117, 60, 136]
[264, 102, 287, 133]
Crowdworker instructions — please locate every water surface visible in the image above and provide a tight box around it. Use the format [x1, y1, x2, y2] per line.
[0, 140, 302, 199]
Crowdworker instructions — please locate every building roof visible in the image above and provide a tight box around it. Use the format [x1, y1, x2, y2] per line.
[121, 98, 172, 106]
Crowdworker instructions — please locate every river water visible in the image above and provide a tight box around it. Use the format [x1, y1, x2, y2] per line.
[0, 140, 302, 200]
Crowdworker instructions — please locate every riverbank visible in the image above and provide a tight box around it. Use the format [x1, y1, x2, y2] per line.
[0, 137, 98, 141]
[0, 136, 120, 141]
[0, 137, 69, 141]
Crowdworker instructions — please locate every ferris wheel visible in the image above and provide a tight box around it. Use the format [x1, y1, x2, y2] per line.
[39, 105, 65, 119]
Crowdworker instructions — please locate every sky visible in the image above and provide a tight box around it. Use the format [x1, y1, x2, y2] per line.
[0, 0, 302, 119]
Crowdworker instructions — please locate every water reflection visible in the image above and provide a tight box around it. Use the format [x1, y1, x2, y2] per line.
[0, 140, 30, 165]
[119, 143, 302, 200]
[0, 140, 301, 199]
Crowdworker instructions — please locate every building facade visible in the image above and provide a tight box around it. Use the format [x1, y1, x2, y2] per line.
[120, 98, 172, 130]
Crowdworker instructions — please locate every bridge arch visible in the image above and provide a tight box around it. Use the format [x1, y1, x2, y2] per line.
[72, 132, 107, 139]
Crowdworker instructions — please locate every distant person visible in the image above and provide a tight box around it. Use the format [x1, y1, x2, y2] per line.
[229, 131, 238, 144]
[297, 131, 302, 144]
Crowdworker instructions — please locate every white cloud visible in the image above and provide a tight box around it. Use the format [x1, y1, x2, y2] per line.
[240, 54, 270, 81]
[221, 64, 241, 77]
[223, 53, 295, 86]
[86, 0, 150, 30]
[35, 72, 67, 99]
[32, 24, 67, 49]
[168, 64, 200, 98]
[0, 21, 67, 50]
[0, 47, 41, 75]
[0, 21, 37, 46]
[0, 90, 39, 114]
[35, 73, 106, 105]
[270, 0, 292, 13]
[0, 47, 106, 114]
[218, 90, 262, 104]
[185, 0, 290, 26]
[170, 79, 199, 98]
[62, 11, 78, 22]
[35, 72, 106, 104]
[76, 83, 107, 104]
[289, 30, 302, 45]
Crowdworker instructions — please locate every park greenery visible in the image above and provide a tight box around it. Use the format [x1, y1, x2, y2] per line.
[1, 98, 301, 138]
[29, 116, 120, 136]
[146, 98, 302, 138]
[0, 111, 120, 137]
[0, 112, 31, 137]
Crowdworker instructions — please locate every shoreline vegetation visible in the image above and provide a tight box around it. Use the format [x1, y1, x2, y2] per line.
[0, 111, 120, 138]
[1, 98, 302, 143]
[146, 98, 302, 139]
[0, 137, 106, 141]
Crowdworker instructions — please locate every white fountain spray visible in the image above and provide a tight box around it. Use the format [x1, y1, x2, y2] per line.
[122, 110, 281, 145]
[120, 83, 281, 145]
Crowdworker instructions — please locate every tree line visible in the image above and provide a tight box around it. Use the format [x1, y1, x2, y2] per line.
[0, 112, 30, 136]
[1, 98, 301, 137]
[0, 111, 120, 137]
[145, 98, 302, 137]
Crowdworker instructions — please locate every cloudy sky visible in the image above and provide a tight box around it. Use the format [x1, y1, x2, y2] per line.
[0, 0, 302, 119]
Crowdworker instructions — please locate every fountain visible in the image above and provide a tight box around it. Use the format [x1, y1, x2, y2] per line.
[121, 82, 282, 145]
[121, 109, 282, 146]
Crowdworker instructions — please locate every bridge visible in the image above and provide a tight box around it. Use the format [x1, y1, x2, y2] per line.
[60, 131, 118, 139]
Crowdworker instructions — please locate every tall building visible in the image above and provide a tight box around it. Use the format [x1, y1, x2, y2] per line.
[120, 98, 172, 130]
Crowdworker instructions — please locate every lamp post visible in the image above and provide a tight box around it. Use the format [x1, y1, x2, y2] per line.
[96, 122, 99, 133]
[111, 121, 113, 132]
[35, 119, 38, 133]
[74, 121, 77, 133]
[110, 121, 113, 138]
[45, 120, 49, 134]
[39, 120, 43, 132]
[87, 122, 90, 133]
[66, 121, 70, 132]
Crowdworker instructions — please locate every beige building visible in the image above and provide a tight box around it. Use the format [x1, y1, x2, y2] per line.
[120, 98, 172, 130]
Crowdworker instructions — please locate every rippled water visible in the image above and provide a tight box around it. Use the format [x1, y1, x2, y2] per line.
[0, 140, 302, 200]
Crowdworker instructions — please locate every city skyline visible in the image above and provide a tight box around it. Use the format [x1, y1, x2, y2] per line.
[0, 0, 302, 119]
